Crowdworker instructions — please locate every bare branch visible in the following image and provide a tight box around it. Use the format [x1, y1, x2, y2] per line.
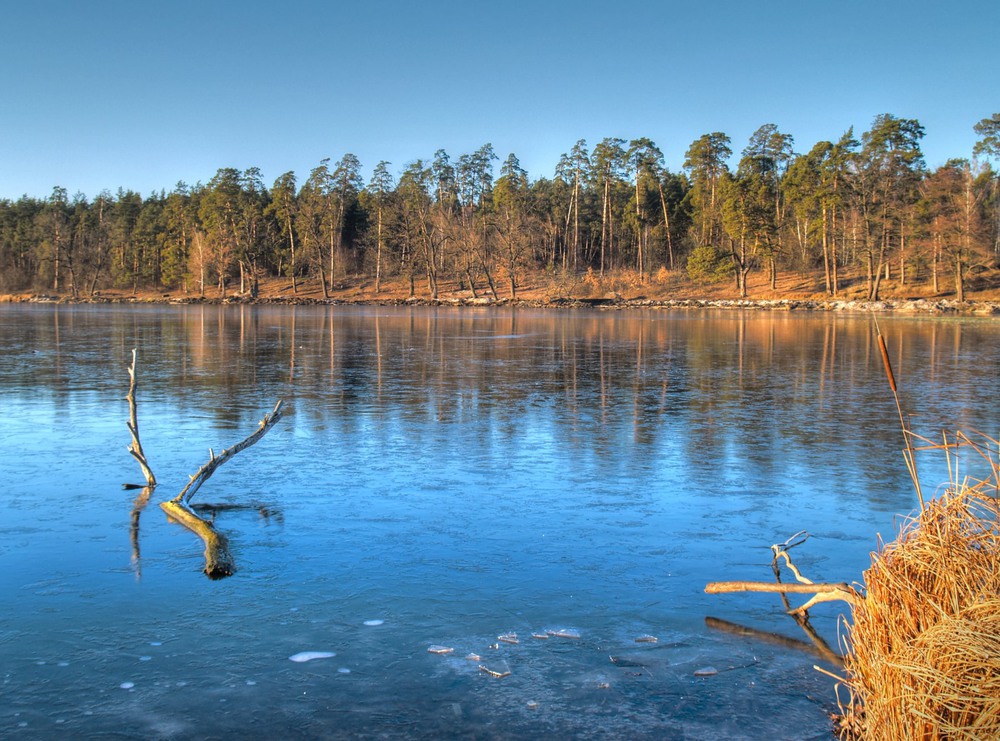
[772, 548, 814, 585]
[788, 590, 855, 615]
[705, 580, 855, 597]
[771, 532, 816, 589]
[125, 348, 156, 487]
[171, 400, 284, 505]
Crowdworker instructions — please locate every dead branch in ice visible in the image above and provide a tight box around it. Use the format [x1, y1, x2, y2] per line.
[123, 348, 284, 579]
[705, 532, 858, 614]
[123, 348, 157, 580]
[767, 531, 859, 615]
[705, 532, 858, 666]
[159, 400, 283, 579]
[125, 348, 156, 488]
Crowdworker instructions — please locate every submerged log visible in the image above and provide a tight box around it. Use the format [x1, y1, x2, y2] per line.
[705, 616, 843, 666]
[160, 499, 236, 579]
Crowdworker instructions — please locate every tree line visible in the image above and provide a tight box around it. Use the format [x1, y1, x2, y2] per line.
[3, 113, 999, 302]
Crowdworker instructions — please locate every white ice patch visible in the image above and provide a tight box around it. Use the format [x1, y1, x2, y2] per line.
[547, 628, 581, 639]
[288, 651, 336, 663]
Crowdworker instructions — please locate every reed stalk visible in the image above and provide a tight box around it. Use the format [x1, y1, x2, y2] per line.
[873, 316, 924, 510]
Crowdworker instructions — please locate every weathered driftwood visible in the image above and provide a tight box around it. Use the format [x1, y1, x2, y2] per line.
[705, 529, 859, 675]
[705, 580, 858, 615]
[125, 348, 156, 488]
[706, 532, 859, 615]
[704, 536, 855, 686]
[159, 400, 283, 578]
[705, 580, 854, 596]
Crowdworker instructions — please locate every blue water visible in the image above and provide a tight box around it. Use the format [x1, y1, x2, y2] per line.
[1, 304, 998, 739]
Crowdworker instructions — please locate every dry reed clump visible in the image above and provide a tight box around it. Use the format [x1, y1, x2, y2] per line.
[838, 433, 1000, 739]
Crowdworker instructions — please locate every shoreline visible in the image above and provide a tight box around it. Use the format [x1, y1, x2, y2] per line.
[5, 291, 1000, 315]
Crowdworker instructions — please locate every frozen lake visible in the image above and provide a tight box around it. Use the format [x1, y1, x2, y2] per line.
[2, 304, 998, 739]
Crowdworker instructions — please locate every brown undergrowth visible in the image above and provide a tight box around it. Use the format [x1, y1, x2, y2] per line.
[8, 264, 1000, 306]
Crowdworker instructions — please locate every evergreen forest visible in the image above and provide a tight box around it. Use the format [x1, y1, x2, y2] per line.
[3, 113, 1000, 302]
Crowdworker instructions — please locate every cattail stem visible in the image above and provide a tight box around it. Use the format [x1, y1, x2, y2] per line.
[873, 315, 924, 510]
[877, 334, 897, 393]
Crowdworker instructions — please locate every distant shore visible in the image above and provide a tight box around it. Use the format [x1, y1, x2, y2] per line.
[5, 291, 1000, 316]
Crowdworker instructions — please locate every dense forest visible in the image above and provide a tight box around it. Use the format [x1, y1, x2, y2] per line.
[3, 113, 1000, 302]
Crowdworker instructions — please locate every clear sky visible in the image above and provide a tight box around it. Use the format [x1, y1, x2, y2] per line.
[2, 0, 997, 200]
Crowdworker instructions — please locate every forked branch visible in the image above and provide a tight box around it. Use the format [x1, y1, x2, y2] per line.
[159, 399, 283, 579]
[706, 533, 858, 630]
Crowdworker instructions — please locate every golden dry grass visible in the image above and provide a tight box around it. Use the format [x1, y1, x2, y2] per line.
[838, 432, 1000, 739]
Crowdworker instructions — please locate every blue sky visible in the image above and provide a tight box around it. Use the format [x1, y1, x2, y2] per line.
[2, 0, 997, 200]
